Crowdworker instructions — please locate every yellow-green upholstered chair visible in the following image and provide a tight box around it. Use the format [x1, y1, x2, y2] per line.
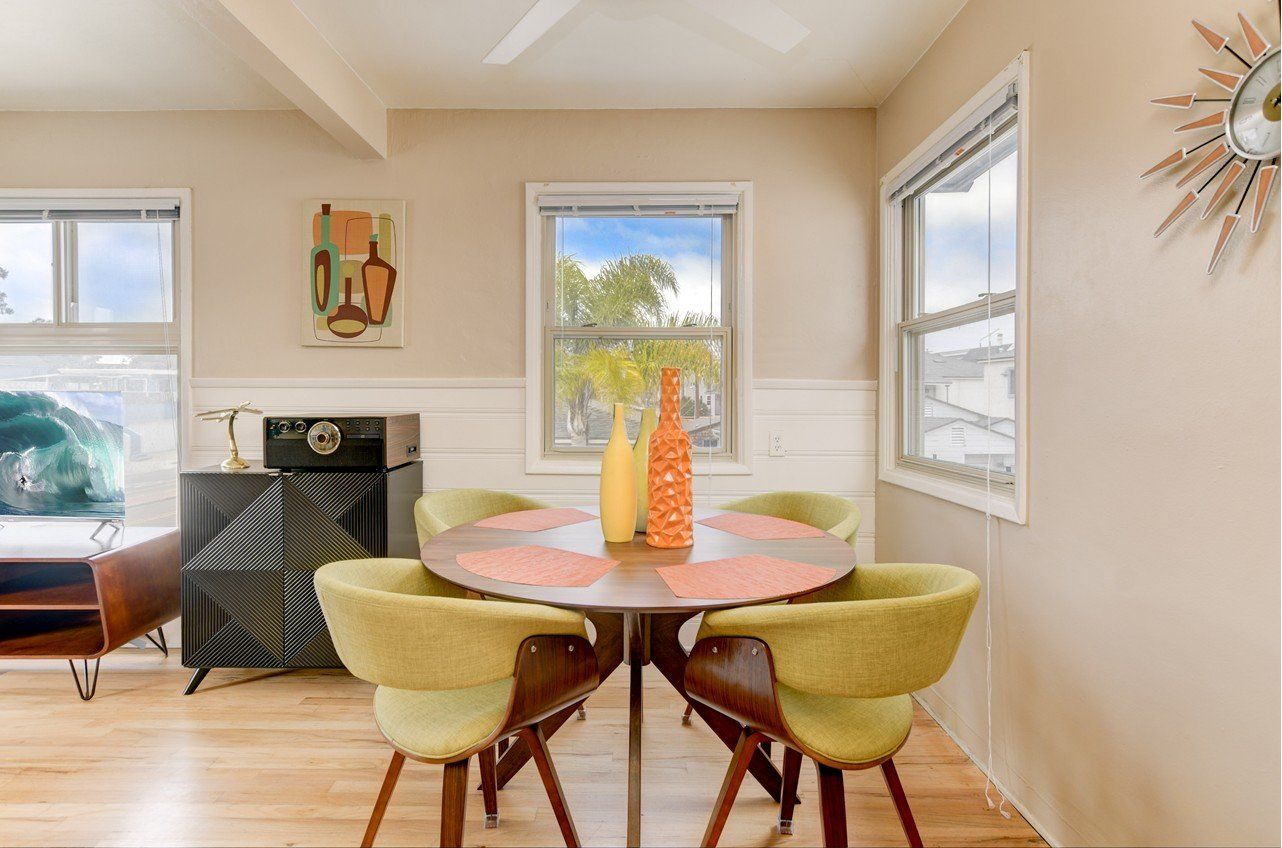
[686, 563, 980, 848]
[679, 492, 862, 725]
[315, 558, 599, 848]
[413, 489, 591, 723]
[414, 488, 550, 548]
[720, 492, 861, 548]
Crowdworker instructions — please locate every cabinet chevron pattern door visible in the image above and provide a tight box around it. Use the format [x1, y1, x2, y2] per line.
[181, 465, 419, 675]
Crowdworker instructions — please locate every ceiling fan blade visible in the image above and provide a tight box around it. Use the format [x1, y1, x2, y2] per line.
[685, 0, 810, 53]
[483, 0, 583, 65]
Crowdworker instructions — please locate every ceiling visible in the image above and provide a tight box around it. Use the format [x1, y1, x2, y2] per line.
[0, 0, 292, 110]
[0, 0, 966, 111]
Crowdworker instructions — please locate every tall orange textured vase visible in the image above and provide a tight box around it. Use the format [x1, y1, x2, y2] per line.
[646, 368, 694, 548]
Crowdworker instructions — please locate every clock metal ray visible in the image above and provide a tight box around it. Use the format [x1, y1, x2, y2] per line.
[1146, 8, 1280, 273]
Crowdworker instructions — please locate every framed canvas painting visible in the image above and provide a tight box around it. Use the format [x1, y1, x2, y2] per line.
[302, 199, 406, 347]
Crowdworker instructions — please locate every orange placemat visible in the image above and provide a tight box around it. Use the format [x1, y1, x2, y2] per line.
[697, 512, 826, 540]
[474, 508, 596, 532]
[456, 545, 618, 587]
[656, 554, 836, 600]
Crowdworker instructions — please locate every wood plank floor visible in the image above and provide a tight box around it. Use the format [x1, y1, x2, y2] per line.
[0, 651, 1046, 847]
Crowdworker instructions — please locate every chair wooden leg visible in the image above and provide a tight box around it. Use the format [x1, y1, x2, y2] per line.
[778, 746, 802, 835]
[701, 728, 761, 848]
[361, 751, 405, 848]
[520, 725, 581, 847]
[880, 759, 923, 848]
[440, 758, 469, 848]
[815, 761, 848, 848]
[479, 744, 500, 828]
[498, 737, 509, 756]
[682, 701, 694, 724]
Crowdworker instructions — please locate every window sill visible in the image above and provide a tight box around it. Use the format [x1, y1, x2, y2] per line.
[880, 464, 1025, 524]
[526, 456, 753, 476]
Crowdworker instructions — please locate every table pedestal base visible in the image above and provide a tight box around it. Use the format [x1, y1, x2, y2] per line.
[494, 611, 792, 846]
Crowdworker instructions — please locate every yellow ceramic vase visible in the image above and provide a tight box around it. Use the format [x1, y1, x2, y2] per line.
[632, 408, 657, 533]
[600, 403, 638, 543]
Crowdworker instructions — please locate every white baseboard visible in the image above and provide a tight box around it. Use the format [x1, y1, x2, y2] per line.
[914, 686, 1086, 847]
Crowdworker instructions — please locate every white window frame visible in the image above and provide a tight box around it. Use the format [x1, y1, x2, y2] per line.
[878, 53, 1030, 523]
[524, 181, 753, 475]
[0, 188, 194, 464]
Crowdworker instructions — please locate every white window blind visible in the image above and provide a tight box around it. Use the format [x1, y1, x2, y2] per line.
[0, 198, 180, 222]
[887, 83, 1018, 203]
[537, 193, 739, 217]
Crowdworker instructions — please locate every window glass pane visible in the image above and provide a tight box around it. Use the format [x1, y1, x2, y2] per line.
[551, 335, 724, 451]
[74, 222, 174, 323]
[554, 216, 722, 327]
[906, 312, 1015, 474]
[0, 354, 179, 525]
[0, 222, 55, 324]
[916, 130, 1017, 315]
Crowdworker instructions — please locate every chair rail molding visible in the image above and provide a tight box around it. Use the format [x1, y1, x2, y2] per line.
[188, 376, 877, 563]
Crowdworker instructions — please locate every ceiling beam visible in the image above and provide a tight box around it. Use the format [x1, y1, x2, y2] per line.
[182, 0, 387, 159]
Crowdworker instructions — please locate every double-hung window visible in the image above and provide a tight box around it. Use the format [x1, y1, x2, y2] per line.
[0, 192, 186, 525]
[525, 183, 752, 473]
[880, 55, 1028, 522]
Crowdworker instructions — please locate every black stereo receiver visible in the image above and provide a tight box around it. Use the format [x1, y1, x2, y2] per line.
[263, 414, 420, 471]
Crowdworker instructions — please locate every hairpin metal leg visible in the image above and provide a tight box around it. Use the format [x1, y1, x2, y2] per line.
[68, 658, 100, 701]
[142, 627, 168, 657]
[183, 667, 210, 696]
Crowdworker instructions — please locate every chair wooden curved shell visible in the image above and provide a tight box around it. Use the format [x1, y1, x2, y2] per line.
[681, 491, 862, 726]
[315, 558, 599, 847]
[685, 563, 980, 848]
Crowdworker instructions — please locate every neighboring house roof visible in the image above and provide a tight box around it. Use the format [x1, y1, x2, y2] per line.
[924, 342, 1014, 381]
[922, 416, 1015, 448]
[921, 396, 1013, 433]
[922, 416, 964, 433]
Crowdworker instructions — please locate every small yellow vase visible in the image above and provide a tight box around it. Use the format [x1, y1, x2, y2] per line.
[632, 408, 657, 533]
[600, 403, 638, 543]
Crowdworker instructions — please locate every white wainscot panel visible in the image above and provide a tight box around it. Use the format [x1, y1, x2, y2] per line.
[189, 377, 877, 559]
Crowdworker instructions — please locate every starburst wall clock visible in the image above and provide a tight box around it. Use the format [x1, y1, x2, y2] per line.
[1143, 7, 1280, 273]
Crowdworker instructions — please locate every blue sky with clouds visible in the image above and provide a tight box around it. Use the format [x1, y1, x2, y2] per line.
[558, 216, 722, 320]
[919, 149, 1017, 352]
[0, 222, 171, 323]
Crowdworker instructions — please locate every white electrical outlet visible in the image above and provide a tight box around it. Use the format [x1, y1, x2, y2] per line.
[768, 430, 785, 457]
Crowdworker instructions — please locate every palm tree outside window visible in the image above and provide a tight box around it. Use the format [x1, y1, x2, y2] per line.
[541, 204, 734, 456]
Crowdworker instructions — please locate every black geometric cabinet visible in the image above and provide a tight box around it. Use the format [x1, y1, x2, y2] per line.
[180, 462, 420, 693]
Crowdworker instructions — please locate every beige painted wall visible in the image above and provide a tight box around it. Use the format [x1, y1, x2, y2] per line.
[0, 107, 876, 381]
[875, 1, 1280, 845]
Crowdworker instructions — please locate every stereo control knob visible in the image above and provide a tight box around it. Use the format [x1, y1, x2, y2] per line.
[277, 420, 292, 432]
[307, 421, 341, 455]
[294, 420, 307, 432]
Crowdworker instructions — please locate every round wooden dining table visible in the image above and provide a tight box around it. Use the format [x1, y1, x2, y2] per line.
[420, 506, 857, 847]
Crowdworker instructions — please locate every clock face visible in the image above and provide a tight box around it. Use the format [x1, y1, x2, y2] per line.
[1227, 49, 1281, 159]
